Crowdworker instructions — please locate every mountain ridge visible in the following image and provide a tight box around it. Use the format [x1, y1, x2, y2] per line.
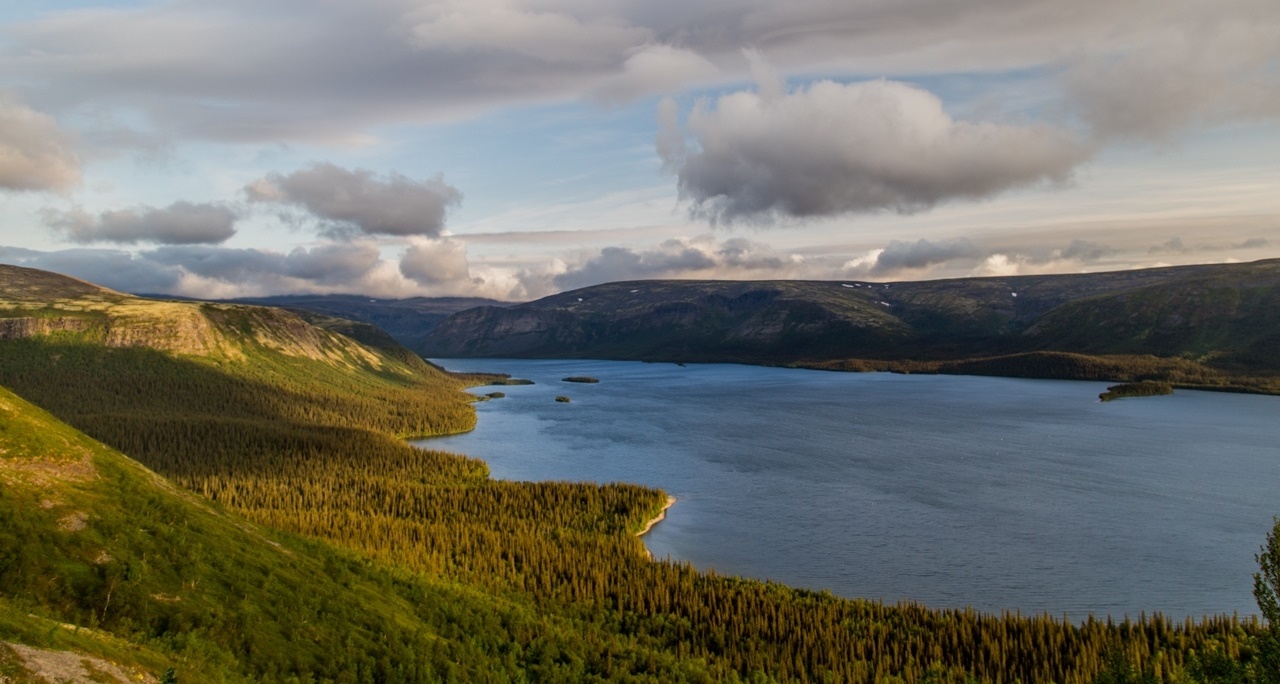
[419, 259, 1280, 390]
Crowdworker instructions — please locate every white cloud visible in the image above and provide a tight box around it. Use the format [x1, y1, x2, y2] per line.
[399, 238, 474, 286]
[246, 163, 462, 239]
[0, 95, 81, 192]
[44, 201, 237, 245]
[662, 79, 1091, 222]
[590, 44, 719, 103]
[407, 5, 648, 64]
[550, 235, 807, 290]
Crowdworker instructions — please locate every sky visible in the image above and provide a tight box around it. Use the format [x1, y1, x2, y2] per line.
[0, 0, 1278, 301]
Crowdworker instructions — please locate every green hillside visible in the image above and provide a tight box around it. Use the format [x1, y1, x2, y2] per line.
[1, 264, 1275, 682]
[420, 259, 1280, 392]
[0, 385, 706, 682]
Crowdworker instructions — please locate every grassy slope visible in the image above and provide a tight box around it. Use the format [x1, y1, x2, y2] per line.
[0, 387, 494, 681]
[0, 266, 702, 682]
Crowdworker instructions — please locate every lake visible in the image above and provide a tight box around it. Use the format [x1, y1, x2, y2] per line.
[415, 359, 1280, 620]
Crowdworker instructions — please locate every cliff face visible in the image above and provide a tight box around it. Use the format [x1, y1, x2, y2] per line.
[420, 260, 1280, 371]
[0, 316, 91, 339]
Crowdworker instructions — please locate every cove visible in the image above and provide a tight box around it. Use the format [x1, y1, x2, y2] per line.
[415, 359, 1280, 620]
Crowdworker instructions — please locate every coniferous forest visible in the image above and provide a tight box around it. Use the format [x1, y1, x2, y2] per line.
[2, 319, 1276, 682]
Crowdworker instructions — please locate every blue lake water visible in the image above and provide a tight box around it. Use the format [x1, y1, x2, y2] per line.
[415, 359, 1280, 620]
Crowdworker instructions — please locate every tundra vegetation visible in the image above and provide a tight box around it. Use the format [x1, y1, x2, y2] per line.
[0, 264, 1276, 682]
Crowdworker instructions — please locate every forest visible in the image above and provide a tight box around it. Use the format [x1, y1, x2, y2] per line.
[1, 329, 1276, 682]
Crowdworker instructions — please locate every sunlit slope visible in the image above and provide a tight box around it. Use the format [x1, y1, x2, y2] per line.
[0, 385, 664, 682]
[0, 264, 477, 437]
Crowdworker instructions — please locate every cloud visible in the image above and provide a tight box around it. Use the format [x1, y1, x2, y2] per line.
[246, 163, 462, 238]
[2, 0, 1275, 148]
[1149, 235, 1273, 255]
[145, 243, 382, 286]
[590, 44, 719, 103]
[1064, 7, 1280, 141]
[0, 95, 81, 192]
[406, 5, 647, 64]
[0, 246, 182, 293]
[842, 237, 1122, 278]
[1, 241, 506, 299]
[1148, 237, 1187, 254]
[399, 239, 474, 286]
[550, 235, 803, 290]
[661, 79, 1091, 222]
[43, 201, 237, 245]
[1057, 239, 1116, 262]
[868, 238, 986, 274]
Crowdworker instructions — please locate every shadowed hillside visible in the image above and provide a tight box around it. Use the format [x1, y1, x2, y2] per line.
[420, 259, 1280, 391]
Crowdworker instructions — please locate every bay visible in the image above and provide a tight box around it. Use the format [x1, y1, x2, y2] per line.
[415, 359, 1280, 620]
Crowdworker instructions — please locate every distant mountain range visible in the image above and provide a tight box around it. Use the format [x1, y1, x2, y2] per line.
[139, 259, 1280, 392]
[417, 259, 1280, 391]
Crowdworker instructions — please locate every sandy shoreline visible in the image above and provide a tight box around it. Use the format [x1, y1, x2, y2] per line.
[636, 495, 676, 538]
[636, 496, 676, 560]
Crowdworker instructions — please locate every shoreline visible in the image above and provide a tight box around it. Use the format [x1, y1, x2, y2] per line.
[636, 496, 676, 537]
[636, 496, 676, 560]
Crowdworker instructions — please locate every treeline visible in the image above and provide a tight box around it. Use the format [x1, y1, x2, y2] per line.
[0, 338, 1270, 682]
[797, 351, 1280, 394]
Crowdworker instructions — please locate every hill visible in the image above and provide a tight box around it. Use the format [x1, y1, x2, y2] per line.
[0, 384, 729, 682]
[1, 263, 1272, 682]
[223, 293, 510, 352]
[421, 259, 1280, 391]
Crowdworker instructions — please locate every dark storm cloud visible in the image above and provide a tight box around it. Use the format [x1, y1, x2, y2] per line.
[44, 201, 237, 245]
[246, 163, 461, 239]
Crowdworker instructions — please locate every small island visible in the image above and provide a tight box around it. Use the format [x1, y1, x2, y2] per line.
[1099, 381, 1174, 402]
[562, 376, 599, 383]
[555, 395, 572, 403]
[485, 391, 506, 399]
[488, 377, 535, 386]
